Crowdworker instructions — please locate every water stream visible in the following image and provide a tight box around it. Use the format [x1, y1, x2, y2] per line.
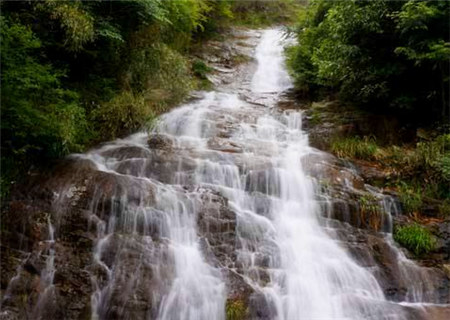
[2, 28, 448, 320]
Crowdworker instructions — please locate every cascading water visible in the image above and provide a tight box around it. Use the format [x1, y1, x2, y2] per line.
[152, 29, 430, 319]
[2, 28, 448, 320]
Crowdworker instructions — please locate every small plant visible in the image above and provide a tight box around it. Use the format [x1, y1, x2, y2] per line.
[331, 136, 379, 160]
[397, 182, 423, 216]
[413, 134, 450, 170]
[394, 224, 436, 256]
[309, 108, 322, 125]
[438, 199, 450, 218]
[192, 59, 212, 79]
[438, 152, 450, 181]
[359, 194, 382, 230]
[226, 299, 247, 320]
[381, 145, 413, 168]
[359, 194, 380, 213]
[92, 91, 150, 140]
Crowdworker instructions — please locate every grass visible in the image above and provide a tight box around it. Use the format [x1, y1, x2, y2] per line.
[309, 108, 322, 125]
[331, 136, 379, 160]
[192, 59, 212, 79]
[359, 194, 383, 231]
[396, 182, 423, 216]
[438, 199, 450, 218]
[359, 194, 380, 215]
[394, 224, 436, 256]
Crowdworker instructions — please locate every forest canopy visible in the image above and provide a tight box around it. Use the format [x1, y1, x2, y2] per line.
[0, 0, 299, 197]
[287, 0, 450, 123]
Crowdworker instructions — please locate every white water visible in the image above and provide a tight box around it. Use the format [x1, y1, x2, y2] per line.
[5, 28, 444, 320]
[154, 29, 405, 319]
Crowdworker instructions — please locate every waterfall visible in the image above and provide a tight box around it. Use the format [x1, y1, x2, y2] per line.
[3, 28, 448, 320]
[153, 28, 404, 319]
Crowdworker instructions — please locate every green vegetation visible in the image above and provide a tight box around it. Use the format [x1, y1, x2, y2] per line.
[226, 299, 248, 320]
[192, 59, 212, 79]
[384, 134, 450, 203]
[231, 0, 301, 27]
[331, 136, 378, 160]
[289, 1, 449, 218]
[359, 194, 380, 216]
[287, 0, 449, 122]
[359, 194, 382, 230]
[394, 224, 436, 256]
[0, 1, 299, 200]
[396, 182, 423, 216]
[438, 199, 450, 218]
[330, 133, 449, 214]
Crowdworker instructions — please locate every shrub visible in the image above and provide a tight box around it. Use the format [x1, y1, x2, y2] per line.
[438, 199, 450, 218]
[288, 0, 450, 121]
[125, 42, 194, 112]
[226, 299, 248, 320]
[394, 224, 436, 256]
[91, 91, 154, 140]
[380, 145, 413, 168]
[359, 194, 383, 230]
[397, 182, 423, 216]
[330, 136, 379, 160]
[439, 153, 450, 181]
[192, 59, 212, 79]
[231, 0, 300, 27]
[414, 134, 450, 169]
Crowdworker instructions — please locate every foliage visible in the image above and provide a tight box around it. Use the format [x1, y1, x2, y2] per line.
[380, 134, 450, 201]
[359, 194, 380, 216]
[0, 17, 87, 195]
[359, 194, 383, 231]
[39, 0, 95, 52]
[396, 182, 423, 216]
[192, 59, 212, 79]
[438, 199, 450, 218]
[413, 134, 450, 182]
[91, 91, 151, 141]
[394, 224, 436, 256]
[1, 0, 250, 199]
[331, 136, 379, 160]
[289, 0, 450, 122]
[226, 299, 248, 320]
[1, 0, 297, 202]
[124, 41, 194, 108]
[231, 0, 301, 26]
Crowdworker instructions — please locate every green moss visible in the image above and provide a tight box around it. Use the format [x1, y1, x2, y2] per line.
[331, 136, 379, 160]
[226, 299, 248, 320]
[394, 224, 436, 256]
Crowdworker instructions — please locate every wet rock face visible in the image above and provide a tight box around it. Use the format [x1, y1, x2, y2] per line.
[335, 222, 448, 304]
[208, 137, 243, 154]
[1, 154, 163, 319]
[302, 152, 392, 232]
[1, 165, 95, 319]
[300, 149, 450, 306]
[148, 134, 174, 151]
